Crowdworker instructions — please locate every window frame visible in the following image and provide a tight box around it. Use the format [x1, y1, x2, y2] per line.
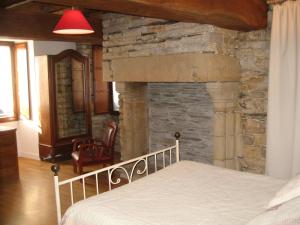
[0, 41, 18, 123]
[14, 42, 32, 120]
[0, 41, 33, 123]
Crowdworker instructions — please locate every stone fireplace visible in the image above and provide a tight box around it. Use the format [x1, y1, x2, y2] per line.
[104, 52, 241, 169]
[102, 12, 270, 173]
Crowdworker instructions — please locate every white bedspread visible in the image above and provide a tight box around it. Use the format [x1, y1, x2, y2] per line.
[61, 161, 285, 225]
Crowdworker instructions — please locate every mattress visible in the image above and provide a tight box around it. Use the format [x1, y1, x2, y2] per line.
[61, 161, 285, 225]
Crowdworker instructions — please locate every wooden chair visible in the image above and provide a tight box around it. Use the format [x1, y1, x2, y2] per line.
[71, 121, 118, 174]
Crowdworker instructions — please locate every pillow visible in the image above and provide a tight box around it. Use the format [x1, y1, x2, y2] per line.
[267, 173, 300, 209]
[246, 197, 300, 225]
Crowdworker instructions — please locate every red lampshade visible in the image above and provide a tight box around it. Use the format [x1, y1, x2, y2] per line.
[53, 9, 94, 35]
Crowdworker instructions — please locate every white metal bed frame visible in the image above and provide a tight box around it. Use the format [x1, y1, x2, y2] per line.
[51, 132, 181, 225]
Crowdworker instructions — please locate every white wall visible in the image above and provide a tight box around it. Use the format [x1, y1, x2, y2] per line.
[34, 41, 76, 56]
[1, 120, 40, 160]
[3, 40, 76, 160]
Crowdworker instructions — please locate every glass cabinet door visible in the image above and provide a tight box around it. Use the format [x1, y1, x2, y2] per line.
[53, 51, 88, 139]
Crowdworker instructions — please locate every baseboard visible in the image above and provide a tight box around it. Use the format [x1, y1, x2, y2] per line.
[18, 151, 40, 160]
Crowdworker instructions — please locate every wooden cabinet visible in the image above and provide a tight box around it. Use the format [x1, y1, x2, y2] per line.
[0, 126, 19, 181]
[37, 49, 91, 161]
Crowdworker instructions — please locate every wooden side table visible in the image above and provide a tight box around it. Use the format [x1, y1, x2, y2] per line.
[0, 126, 19, 181]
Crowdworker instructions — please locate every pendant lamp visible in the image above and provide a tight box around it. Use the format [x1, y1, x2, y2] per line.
[53, 8, 94, 35]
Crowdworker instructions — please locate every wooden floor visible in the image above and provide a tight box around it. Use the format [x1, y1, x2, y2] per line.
[0, 157, 121, 225]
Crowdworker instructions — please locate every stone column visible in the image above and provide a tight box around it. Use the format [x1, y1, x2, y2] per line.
[116, 82, 149, 161]
[206, 82, 240, 169]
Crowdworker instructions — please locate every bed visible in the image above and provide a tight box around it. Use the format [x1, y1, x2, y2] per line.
[51, 133, 289, 225]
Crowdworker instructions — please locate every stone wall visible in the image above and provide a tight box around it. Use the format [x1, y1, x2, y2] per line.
[236, 12, 272, 173]
[102, 12, 271, 173]
[102, 14, 237, 59]
[76, 44, 120, 152]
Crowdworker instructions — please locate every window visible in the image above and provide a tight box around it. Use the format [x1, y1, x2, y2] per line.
[0, 41, 32, 122]
[112, 82, 120, 112]
[0, 42, 17, 122]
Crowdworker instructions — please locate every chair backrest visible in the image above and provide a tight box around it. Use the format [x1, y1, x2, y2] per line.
[102, 121, 118, 157]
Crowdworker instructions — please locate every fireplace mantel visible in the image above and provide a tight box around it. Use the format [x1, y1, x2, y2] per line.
[103, 53, 240, 83]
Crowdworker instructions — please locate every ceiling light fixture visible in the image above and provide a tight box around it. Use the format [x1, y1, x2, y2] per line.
[53, 8, 94, 35]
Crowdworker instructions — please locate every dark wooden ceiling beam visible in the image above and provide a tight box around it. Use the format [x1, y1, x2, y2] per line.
[6, 2, 67, 14]
[0, 9, 102, 44]
[34, 0, 268, 31]
[0, 0, 28, 8]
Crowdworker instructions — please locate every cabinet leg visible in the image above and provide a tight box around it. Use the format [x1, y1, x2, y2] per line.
[73, 162, 77, 173]
[79, 165, 83, 175]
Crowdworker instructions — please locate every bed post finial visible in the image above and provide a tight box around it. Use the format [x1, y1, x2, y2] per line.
[51, 164, 60, 176]
[175, 132, 180, 162]
[174, 132, 181, 140]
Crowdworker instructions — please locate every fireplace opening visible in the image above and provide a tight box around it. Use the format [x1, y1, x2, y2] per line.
[149, 83, 214, 164]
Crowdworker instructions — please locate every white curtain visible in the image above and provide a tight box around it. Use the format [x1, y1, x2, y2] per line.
[266, 0, 300, 179]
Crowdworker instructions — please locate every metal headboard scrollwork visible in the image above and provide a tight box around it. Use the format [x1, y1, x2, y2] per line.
[51, 132, 181, 225]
